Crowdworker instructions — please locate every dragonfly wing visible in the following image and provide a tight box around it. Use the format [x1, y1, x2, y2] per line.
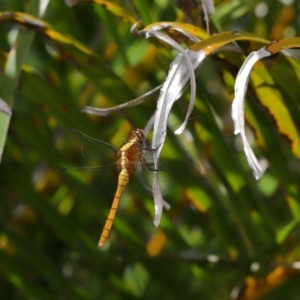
[143, 116, 201, 156]
[60, 164, 119, 200]
[135, 117, 201, 196]
[67, 127, 118, 167]
[132, 158, 200, 196]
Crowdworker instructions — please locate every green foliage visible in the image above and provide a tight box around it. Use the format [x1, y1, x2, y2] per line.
[1, 0, 300, 299]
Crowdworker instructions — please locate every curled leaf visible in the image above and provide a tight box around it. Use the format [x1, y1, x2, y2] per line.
[132, 22, 207, 225]
[232, 48, 273, 179]
[81, 85, 162, 116]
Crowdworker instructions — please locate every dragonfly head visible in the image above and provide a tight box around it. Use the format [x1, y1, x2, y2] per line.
[129, 129, 145, 144]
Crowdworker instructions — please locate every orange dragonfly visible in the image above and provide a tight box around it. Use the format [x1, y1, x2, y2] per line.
[61, 123, 198, 248]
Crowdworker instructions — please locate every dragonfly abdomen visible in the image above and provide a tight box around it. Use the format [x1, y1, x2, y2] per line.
[98, 168, 130, 248]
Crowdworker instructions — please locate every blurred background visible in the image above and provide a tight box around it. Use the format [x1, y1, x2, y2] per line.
[1, 0, 300, 299]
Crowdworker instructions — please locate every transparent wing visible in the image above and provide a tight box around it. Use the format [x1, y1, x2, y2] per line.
[135, 117, 202, 196]
[67, 128, 118, 167]
[135, 158, 200, 197]
[142, 116, 201, 162]
[61, 128, 120, 198]
[59, 164, 119, 199]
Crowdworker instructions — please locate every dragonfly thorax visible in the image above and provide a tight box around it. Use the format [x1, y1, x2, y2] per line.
[117, 129, 146, 175]
[128, 129, 145, 145]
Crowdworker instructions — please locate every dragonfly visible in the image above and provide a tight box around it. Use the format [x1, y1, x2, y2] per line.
[61, 122, 199, 248]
